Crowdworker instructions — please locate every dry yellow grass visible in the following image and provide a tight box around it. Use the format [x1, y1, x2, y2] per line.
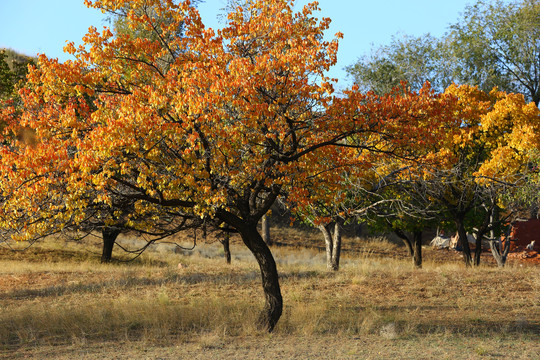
[0, 234, 538, 359]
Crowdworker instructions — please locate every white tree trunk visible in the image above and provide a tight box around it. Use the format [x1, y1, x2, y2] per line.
[261, 214, 272, 245]
[318, 218, 344, 271]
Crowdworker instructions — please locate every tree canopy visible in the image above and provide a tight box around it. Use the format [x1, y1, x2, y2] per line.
[347, 0, 540, 105]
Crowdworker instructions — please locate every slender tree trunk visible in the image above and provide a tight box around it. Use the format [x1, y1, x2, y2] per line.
[403, 236, 414, 257]
[101, 227, 121, 263]
[318, 224, 335, 270]
[238, 224, 282, 332]
[221, 234, 231, 264]
[330, 218, 343, 271]
[474, 235, 482, 267]
[456, 221, 472, 267]
[261, 214, 272, 246]
[474, 205, 497, 267]
[412, 231, 422, 269]
[490, 206, 500, 239]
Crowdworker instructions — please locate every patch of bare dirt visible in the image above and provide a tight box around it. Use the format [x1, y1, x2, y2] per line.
[508, 249, 540, 265]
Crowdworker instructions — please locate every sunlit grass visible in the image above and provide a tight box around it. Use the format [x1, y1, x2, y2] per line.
[0, 233, 538, 353]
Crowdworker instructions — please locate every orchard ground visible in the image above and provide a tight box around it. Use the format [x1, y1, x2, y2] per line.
[0, 226, 538, 360]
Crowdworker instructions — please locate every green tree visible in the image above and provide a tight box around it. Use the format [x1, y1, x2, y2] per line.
[0, 51, 14, 100]
[0, 49, 35, 100]
[347, 0, 540, 105]
[362, 169, 440, 269]
[449, 0, 540, 105]
[346, 34, 454, 94]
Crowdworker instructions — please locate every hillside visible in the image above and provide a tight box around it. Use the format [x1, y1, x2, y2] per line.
[0, 48, 35, 71]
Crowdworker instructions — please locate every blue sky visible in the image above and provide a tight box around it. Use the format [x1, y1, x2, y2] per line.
[1, 0, 477, 87]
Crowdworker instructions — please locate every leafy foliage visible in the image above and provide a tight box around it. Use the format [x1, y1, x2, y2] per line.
[449, 0, 540, 105]
[346, 34, 454, 94]
[347, 0, 540, 105]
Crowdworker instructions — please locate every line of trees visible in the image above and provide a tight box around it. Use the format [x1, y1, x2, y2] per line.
[337, 0, 540, 268]
[0, 0, 539, 332]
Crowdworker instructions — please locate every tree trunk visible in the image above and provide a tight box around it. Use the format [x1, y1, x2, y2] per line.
[474, 235, 482, 267]
[456, 221, 472, 267]
[490, 206, 500, 240]
[330, 218, 343, 271]
[393, 229, 414, 258]
[474, 205, 498, 267]
[221, 234, 231, 264]
[318, 224, 335, 271]
[318, 218, 343, 271]
[412, 231, 422, 269]
[393, 229, 422, 268]
[489, 239, 510, 268]
[403, 235, 414, 257]
[261, 214, 272, 246]
[101, 227, 121, 263]
[238, 224, 282, 332]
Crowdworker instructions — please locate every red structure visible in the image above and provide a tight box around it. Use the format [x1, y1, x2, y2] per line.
[509, 219, 540, 252]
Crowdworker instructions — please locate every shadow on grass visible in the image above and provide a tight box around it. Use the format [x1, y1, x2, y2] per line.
[0, 270, 261, 301]
[0, 247, 95, 263]
[0, 245, 174, 267]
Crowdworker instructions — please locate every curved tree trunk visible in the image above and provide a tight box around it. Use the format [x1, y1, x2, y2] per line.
[318, 224, 334, 270]
[395, 230, 414, 257]
[238, 224, 282, 332]
[101, 227, 121, 263]
[395, 229, 422, 268]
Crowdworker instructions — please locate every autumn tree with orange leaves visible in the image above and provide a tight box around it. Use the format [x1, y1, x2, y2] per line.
[428, 84, 540, 267]
[0, 0, 461, 331]
[364, 84, 540, 267]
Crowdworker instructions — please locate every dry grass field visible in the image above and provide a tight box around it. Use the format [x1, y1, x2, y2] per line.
[0, 228, 538, 359]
